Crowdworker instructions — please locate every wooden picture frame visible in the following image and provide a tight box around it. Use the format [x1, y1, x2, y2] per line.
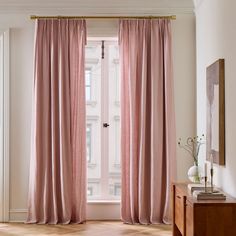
[206, 59, 225, 165]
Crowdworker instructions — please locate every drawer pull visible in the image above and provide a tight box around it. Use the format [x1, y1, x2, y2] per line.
[177, 195, 181, 199]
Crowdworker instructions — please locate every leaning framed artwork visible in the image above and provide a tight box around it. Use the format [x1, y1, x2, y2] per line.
[206, 59, 225, 165]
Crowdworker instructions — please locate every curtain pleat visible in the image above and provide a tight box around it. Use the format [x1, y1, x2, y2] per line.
[119, 19, 176, 224]
[27, 19, 87, 224]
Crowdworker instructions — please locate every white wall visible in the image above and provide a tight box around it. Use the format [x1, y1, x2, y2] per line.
[172, 14, 196, 180]
[0, 32, 4, 221]
[0, 12, 196, 221]
[195, 0, 236, 197]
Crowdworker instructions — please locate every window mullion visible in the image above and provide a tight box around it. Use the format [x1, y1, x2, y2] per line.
[100, 41, 110, 200]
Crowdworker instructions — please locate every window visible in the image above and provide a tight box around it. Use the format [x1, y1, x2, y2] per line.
[85, 68, 92, 101]
[86, 124, 92, 163]
[114, 184, 121, 196]
[87, 186, 93, 196]
[85, 39, 120, 201]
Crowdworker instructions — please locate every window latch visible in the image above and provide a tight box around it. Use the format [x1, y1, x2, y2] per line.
[103, 123, 110, 128]
[101, 40, 105, 59]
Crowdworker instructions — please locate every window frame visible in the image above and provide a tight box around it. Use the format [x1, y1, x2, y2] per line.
[86, 39, 121, 202]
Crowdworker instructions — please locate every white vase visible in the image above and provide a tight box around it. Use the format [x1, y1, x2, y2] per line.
[188, 164, 200, 183]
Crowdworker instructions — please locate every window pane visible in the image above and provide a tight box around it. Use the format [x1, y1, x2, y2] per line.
[85, 69, 91, 86]
[87, 182, 100, 198]
[86, 125, 91, 163]
[86, 87, 91, 101]
[85, 69, 91, 101]
[114, 184, 121, 196]
[108, 44, 121, 199]
[85, 42, 102, 200]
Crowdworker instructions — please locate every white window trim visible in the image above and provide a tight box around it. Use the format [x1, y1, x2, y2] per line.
[114, 116, 121, 167]
[0, 29, 10, 222]
[100, 40, 109, 200]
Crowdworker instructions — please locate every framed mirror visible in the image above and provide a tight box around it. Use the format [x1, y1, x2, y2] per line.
[206, 59, 225, 165]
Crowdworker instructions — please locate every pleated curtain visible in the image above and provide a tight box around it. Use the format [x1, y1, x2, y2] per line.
[27, 19, 87, 224]
[119, 19, 176, 224]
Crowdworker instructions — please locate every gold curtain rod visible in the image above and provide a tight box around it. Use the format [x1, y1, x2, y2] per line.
[30, 15, 176, 20]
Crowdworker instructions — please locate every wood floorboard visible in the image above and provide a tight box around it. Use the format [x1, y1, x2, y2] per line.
[0, 221, 172, 235]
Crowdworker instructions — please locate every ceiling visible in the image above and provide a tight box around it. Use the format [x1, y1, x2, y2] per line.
[0, 0, 194, 14]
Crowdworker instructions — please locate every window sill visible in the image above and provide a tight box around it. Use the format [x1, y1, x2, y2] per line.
[87, 200, 120, 205]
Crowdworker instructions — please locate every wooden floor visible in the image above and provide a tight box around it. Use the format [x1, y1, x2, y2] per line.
[0, 221, 172, 235]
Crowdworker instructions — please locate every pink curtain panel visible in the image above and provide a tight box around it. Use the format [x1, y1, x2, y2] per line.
[27, 19, 87, 224]
[119, 19, 176, 224]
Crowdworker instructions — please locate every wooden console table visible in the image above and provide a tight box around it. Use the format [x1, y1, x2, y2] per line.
[173, 183, 236, 236]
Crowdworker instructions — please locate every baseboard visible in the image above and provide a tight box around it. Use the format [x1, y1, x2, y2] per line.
[9, 209, 27, 222]
[87, 202, 120, 220]
[9, 203, 121, 222]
